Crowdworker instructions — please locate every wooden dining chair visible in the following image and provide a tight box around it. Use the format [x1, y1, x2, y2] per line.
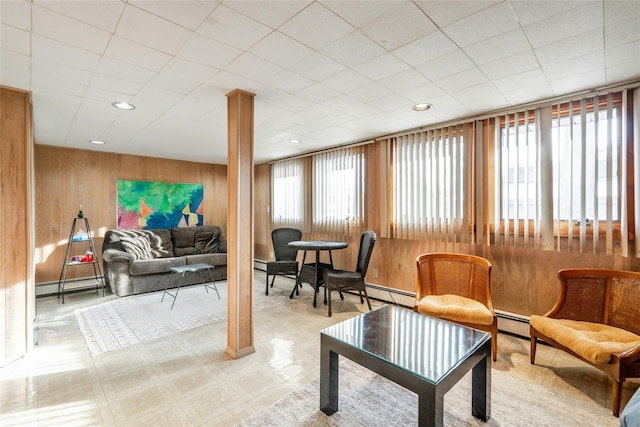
[415, 253, 497, 361]
[323, 231, 376, 317]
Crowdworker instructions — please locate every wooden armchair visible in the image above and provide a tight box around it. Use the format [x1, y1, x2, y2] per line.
[530, 268, 640, 417]
[415, 253, 497, 361]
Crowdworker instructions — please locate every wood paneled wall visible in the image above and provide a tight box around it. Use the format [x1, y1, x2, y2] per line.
[254, 140, 640, 318]
[34, 145, 227, 284]
[1, 86, 33, 364]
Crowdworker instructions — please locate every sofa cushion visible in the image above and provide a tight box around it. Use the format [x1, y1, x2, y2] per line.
[146, 229, 174, 258]
[530, 315, 640, 365]
[129, 257, 186, 276]
[186, 253, 227, 268]
[120, 236, 154, 260]
[417, 294, 495, 326]
[194, 227, 221, 254]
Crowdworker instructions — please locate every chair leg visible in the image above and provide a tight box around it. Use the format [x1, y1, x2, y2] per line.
[328, 288, 332, 317]
[613, 380, 622, 417]
[358, 290, 364, 304]
[530, 333, 537, 364]
[270, 275, 276, 288]
[362, 288, 372, 311]
[491, 331, 497, 362]
[265, 273, 270, 295]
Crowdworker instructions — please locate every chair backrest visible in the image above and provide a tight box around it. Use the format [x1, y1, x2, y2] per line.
[355, 230, 376, 278]
[416, 253, 492, 306]
[271, 227, 302, 262]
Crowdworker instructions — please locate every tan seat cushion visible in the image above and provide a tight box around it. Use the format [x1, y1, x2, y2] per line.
[417, 294, 495, 326]
[530, 315, 640, 365]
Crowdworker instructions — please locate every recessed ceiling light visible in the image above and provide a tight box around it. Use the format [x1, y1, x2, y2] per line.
[412, 103, 432, 111]
[112, 101, 136, 110]
[89, 140, 105, 145]
[290, 139, 302, 144]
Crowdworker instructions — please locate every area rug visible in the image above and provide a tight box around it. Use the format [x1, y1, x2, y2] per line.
[238, 360, 617, 427]
[75, 281, 281, 355]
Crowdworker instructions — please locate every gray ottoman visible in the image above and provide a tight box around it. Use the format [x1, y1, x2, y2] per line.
[621, 388, 640, 427]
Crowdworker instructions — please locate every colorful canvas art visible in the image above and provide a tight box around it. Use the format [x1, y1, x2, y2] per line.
[117, 180, 204, 229]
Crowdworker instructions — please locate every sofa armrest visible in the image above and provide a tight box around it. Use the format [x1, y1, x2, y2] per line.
[103, 249, 135, 264]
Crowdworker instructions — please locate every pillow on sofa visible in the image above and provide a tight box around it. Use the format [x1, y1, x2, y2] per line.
[194, 228, 221, 254]
[120, 236, 154, 260]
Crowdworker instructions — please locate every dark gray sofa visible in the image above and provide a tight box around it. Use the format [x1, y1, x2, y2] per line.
[102, 225, 227, 297]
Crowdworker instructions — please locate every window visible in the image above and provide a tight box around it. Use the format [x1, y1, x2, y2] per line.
[271, 159, 304, 227]
[390, 124, 472, 241]
[495, 93, 624, 252]
[312, 147, 365, 234]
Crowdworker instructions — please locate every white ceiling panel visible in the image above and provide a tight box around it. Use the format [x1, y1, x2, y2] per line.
[105, 37, 172, 72]
[32, 5, 111, 54]
[279, 2, 353, 50]
[196, 5, 272, 50]
[116, 5, 192, 55]
[361, 2, 437, 50]
[2, 0, 638, 164]
[130, 0, 220, 31]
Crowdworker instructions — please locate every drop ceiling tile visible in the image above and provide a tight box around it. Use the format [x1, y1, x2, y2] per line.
[250, 31, 315, 68]
[534, 28, 603, 67]
[32, 35, 101, 72]
[348, 81, 393, 103]
[549, 69, 605, 96]
[320, 0, 401, 29]
[320, 69, 372, 93]
[604, 0, 640, 25]
[323, 94, 363, 111]
[509, 0, 584, 27]
[177, 34, 242, 69]
[226, 53, 284, 81]
[0, 0, 31, 30]
[361, 2, 437, 50]
[398, 82, 446, 105]
[297, 83, 340, 103]
[542, 52, 605, 82]
[479, 50, 540, 80]
[33, 0, 123, 32]
[288, 52, 347, 82]
[145, 72, 200, 96]
[503, 83, 556, 105]
[321, 31, 387, 67]
[0, 49, 30, 89]
[463, 29, 531, 66]
[605, 40, 640, 67]
[524, 2, 602, 49]
[86, 86, 153, 108]
[226, 0, 311, 29]
[105, 37, 172, 72]
[162, 58, 220, 83]
[89, 74, 143, 96]
[441, 2, 520, 48]
[96, 57, 156, 84]
[30, 78, 87, 98]
[32, 5, 111, 54]
[414, 1, 498, 28]
[372, 93, 414, 112]
[1, 23, 29, 55]
[298, 103, 338, 120]
[279, 2, 353, 50]
[265, 69, 315, 93]
[197, 5, 272, 50]
[463, 92, 510, 114]
[188, 84, 231, 104]
[416, 50, 475, 82]
[31, 57, 93, 87]
[379, 69, 433, 94]
[492, 68, 547, 93]
[453, 82, 507, 106]
[116, 5, 192, 56]
[606, 60, 640, 84]
[207, 70, 268, 95]
[353, 53, 410, 81]
[130, 0, 220, 31]
[436, 67, 489, 93]
[605, 17, 640, 49]
[391, 31, 458, 67]
[166, 96, 216, 119]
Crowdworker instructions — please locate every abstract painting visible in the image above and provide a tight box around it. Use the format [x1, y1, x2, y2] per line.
[117, 180, 204, 229]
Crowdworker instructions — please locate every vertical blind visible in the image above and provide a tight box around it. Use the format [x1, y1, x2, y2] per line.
[312, 146, 365, 235]
[493, 90, 632, 255]
[271, 158, 304, 228]
[390, 123, 472, 243]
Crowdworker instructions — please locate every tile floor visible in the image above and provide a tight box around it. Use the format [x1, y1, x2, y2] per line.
[1, 273, 637, 426]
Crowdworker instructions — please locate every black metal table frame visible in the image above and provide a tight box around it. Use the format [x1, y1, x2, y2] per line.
[287, 240, 348, 307]
[320, 320, 491, 427]
[162, 263, 219, 309]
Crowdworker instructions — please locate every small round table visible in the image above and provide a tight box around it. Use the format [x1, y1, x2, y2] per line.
[287, 240, 348, 307]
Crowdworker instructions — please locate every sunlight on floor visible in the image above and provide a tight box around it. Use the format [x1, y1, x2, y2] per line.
[2, 401, 100, 427]
[1, 343, 85, 381]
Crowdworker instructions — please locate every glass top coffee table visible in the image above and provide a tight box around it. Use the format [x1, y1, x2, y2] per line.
[320, 305, 491, 427]
[162, 263, 219, 309]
